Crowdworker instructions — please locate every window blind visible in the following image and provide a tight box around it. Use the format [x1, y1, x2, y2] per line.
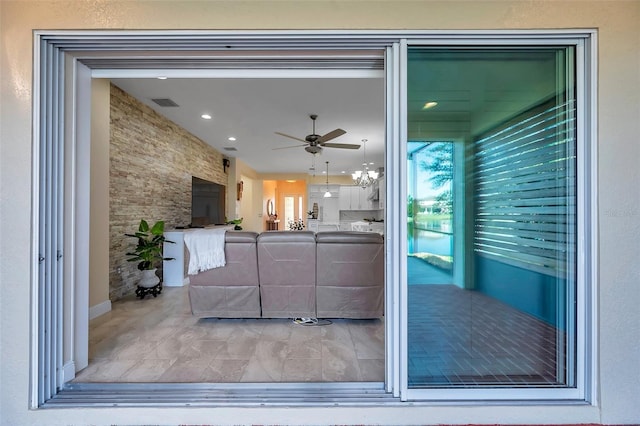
[473, 99, 577, 277]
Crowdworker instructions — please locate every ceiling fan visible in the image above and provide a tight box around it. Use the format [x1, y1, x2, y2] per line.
[274, 114, 360, 154]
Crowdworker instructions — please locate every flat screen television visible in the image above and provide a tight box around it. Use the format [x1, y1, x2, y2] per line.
[191, 176, 226, 227]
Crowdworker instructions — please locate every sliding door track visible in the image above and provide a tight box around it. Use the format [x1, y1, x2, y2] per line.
[46, 382, 399, 407]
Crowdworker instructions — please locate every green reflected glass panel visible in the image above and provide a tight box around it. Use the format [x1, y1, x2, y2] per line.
[407, 47, 576, 388]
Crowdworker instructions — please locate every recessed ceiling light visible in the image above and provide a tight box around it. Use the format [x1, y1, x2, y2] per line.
[157, 76, 167, 80]
[422, 101, 438, 110]
[341, 171, 346, 174]
[369, 162, 375, 165]
[286, 180, 296, 183]
[228, 137, 236, 141]
[201, 114, 212, 120]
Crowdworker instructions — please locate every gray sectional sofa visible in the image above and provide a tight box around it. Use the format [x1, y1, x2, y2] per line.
[188, 230, 384, 319]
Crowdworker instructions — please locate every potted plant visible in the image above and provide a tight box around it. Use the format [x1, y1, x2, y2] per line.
[226, 217, 243, 230]
[126, 219, 174, 296]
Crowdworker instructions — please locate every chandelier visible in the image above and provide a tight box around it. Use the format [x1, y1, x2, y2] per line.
[352, 139, 379, 188]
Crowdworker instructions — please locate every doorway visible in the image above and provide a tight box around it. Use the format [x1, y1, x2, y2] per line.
[79, 60, 387, 386]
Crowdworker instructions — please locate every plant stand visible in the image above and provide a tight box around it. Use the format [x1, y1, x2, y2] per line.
[135, 282, 162, 299]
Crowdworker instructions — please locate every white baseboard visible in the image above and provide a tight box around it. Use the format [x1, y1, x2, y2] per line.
[89, 300, 112, 320]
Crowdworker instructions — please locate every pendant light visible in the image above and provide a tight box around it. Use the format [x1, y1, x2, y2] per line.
[308, 153, 317, 176]
[323, 161, 331, 198]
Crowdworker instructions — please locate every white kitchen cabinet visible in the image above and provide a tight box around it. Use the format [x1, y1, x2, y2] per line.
[307, 184, 324, 214]
[361, 185, 374, 210]
[323, 196, 339, 222]
[308, 184, 340, 221]
[339, 186, 352, 210]
[377, 177, 385, 208]
[348, 186, 358, 209]
[339, 185, 375, 210]
[351, 186, 367, 210]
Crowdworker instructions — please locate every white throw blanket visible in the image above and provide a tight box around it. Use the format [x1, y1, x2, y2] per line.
[184, 228, 226, 274]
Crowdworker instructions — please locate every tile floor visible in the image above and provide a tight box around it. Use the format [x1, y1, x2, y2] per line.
[408, 284, 565, 387]
[77, 262, 565, 388]
[75, 285, 385, 383]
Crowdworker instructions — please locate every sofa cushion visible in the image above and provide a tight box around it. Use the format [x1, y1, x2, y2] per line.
[316, 231, 384, 319]
[257, 231, 316, 318]
[188, 231, 259, 287]
[188, 231, 261, 318]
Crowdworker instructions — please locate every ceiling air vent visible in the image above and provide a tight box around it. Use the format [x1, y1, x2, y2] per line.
[223, 147, 238, 152]
[151, 98, 179, 107]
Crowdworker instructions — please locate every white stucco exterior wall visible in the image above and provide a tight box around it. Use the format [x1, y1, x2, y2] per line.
[1, 1, 639, 425]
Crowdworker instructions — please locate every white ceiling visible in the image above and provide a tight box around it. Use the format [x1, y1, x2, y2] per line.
[110, 51, 558, 179]
[111, 77, 385, 176]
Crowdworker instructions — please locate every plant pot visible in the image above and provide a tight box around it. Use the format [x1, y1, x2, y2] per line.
[139, 268, 160, 288]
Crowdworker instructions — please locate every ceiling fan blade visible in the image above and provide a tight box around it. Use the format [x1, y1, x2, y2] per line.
[275, 131, 306, 143]
[318, 128, 346, 143]
[322, 142, 361, 150]
[272, 144, 307, 150]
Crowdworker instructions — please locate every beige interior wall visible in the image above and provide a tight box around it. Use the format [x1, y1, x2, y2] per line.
[307, 174, 355, 186]
[89, 79, 111, 310]
[262, 180, 278, 231]
[233, 158, 262, 231]
[1, 1, 639, 425]
[238, 174, 264, 233]
[250, 177, 264, 233]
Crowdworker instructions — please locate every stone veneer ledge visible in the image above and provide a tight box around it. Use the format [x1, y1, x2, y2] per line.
[109, 84, 227, 300]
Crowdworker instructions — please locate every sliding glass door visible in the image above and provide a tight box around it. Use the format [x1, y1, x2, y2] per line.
[405, 47, 577, 391]
[33, 31, 594, 407]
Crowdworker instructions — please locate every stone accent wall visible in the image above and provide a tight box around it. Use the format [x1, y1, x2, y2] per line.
[109, 84, 227, 300]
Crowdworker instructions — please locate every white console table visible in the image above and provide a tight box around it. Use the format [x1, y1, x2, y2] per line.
[163, 226, 234, 287]
[163, 230, 189, 287]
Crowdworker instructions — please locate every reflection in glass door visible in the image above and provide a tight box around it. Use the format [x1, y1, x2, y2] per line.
[406, 47, 577, 388]
[408, 142, 454, 286]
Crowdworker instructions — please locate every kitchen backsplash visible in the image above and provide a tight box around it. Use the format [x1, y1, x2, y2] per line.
[340, 210, 384, 221]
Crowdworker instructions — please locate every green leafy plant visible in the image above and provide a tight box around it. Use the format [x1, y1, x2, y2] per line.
[126, 220, 174, 270]
[226, 217, 243, 230]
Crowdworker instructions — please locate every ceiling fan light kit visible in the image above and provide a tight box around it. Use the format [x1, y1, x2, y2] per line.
[352, 139, 379, 188]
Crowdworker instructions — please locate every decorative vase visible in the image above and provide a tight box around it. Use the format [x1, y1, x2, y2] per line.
[312, 202, 319, 219]
[139, 268, 160, 288]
